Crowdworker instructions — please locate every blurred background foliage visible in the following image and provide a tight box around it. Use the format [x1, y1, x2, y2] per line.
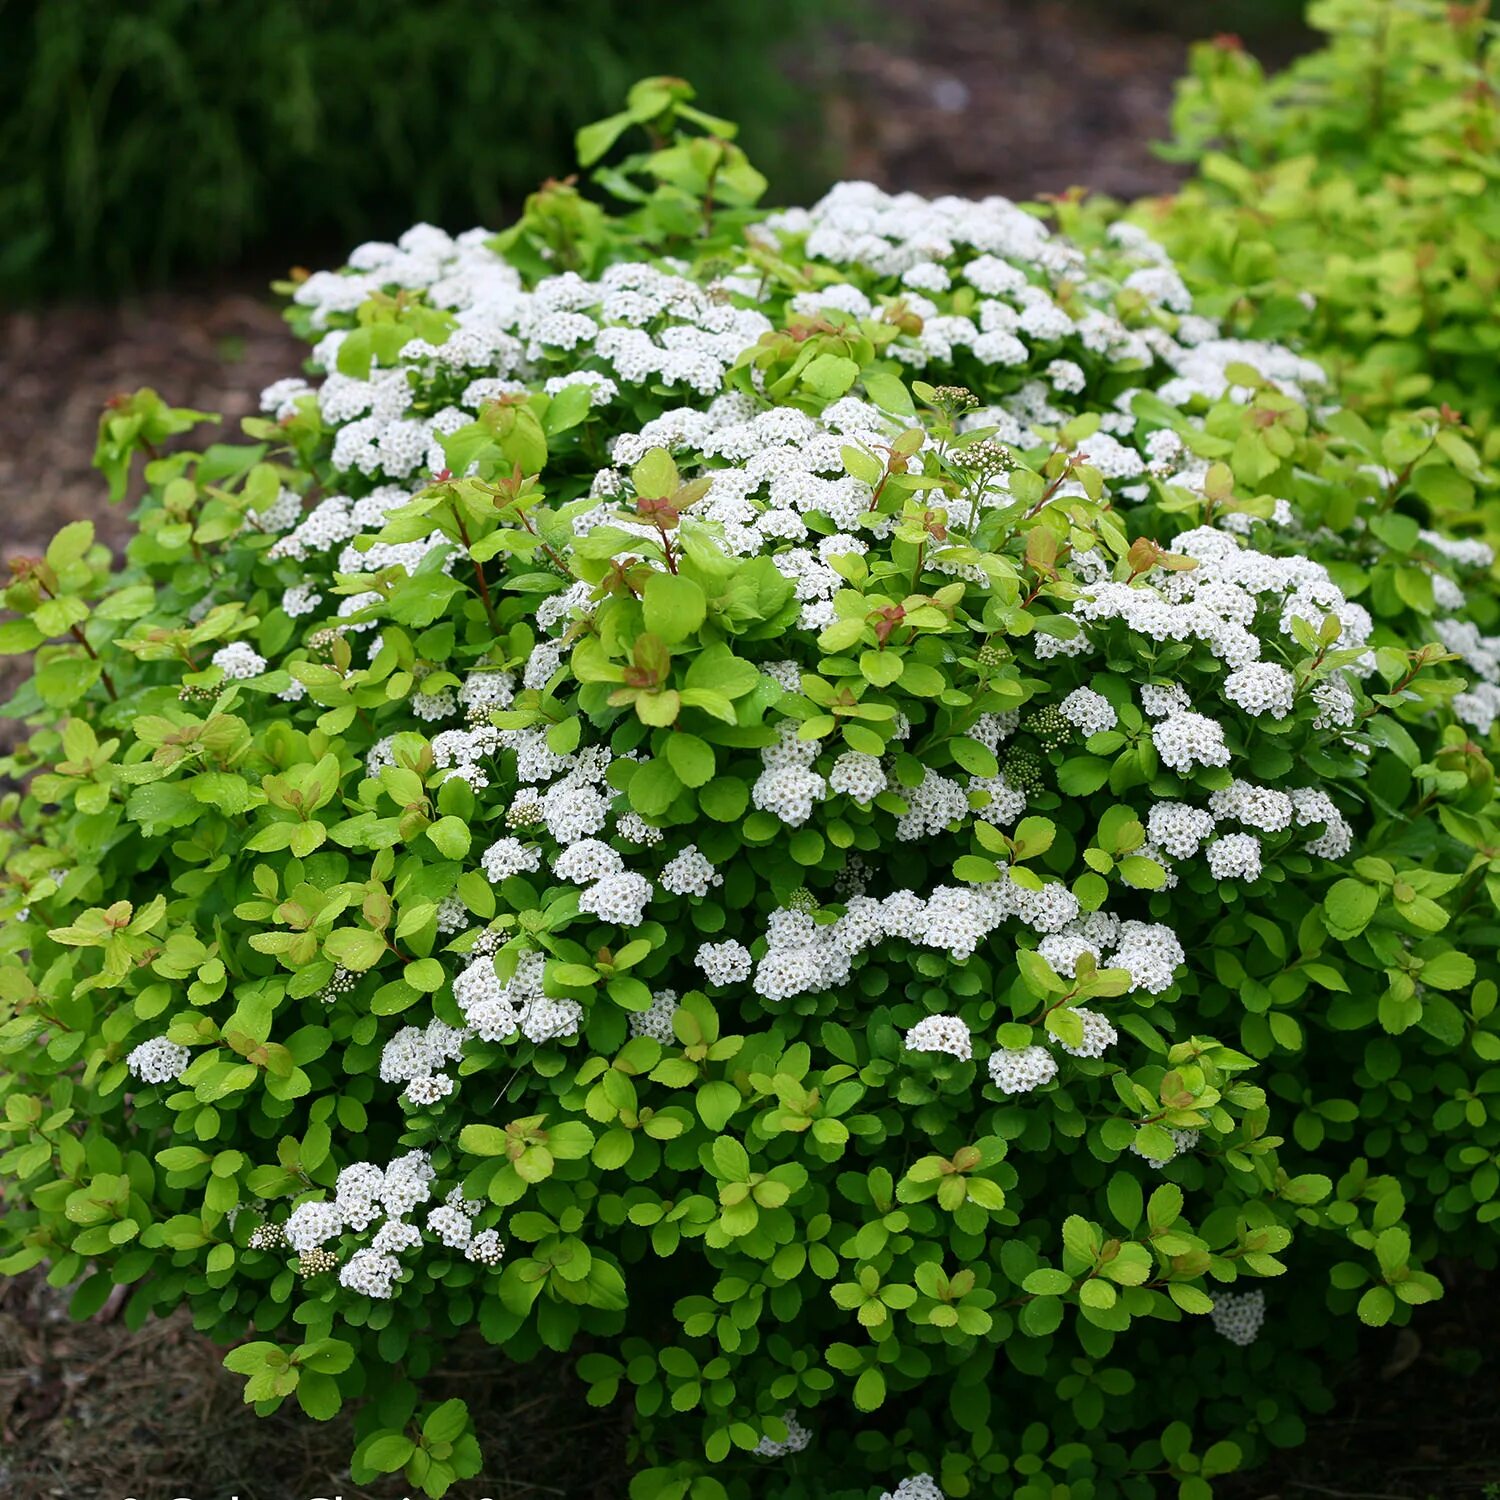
[0, 0, 1318, 304]
[0, 0, 852, 301]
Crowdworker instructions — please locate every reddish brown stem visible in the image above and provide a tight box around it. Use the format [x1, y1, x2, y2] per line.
[449, 503, 499, 632]
[36, 579, 117, 700]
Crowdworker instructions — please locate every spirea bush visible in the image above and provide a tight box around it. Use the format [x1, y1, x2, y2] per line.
[3, 79, 1500, 1500]
[1136, 0, 1500, 455]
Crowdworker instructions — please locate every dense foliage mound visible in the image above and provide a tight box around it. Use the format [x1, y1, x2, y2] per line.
[1138, 0, 1500, 456]
[3, 81, 1499, 1500]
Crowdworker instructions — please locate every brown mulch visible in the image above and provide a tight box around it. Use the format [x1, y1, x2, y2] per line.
[0, 1269, 628, 1499]
[0, 286, 301, 564]
[0, 287, 302, 747]
[825, 0, 1191, 205]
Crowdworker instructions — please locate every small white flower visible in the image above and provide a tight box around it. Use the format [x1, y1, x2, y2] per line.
[987, 1044, 1057, 1095]
[211, 641, 267, 679]
[904, 1014, 972, 1061]
[126, 1036, 190, 1085]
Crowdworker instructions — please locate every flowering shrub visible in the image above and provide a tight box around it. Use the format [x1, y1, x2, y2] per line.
[3, 79, 1499, 1500]
[1136, 0, 1500, 456]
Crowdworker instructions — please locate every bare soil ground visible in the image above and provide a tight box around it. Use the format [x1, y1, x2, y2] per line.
[0, 1270, 628, 1498]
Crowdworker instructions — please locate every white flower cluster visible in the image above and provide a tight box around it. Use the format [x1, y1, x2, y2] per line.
[1038, 914, 1185, 996]
[659, 844, 722, 898]
[272, 1149, 483, 1298]
[1209, 780, 1294, 832]
[829, 750, 889, 803]
[452, 948, 582, 1045]
[1059, 686, 1118, 737]
[987, 1044, 1058, 1095]
[752, 1409, 813, 1459]
[628, 989, 680, 1045]
[880, 1477, 947, 1500]
[1210, 1288, 1267, 1346]
[1059, 1007, 1117, 1059]
[749, 868, 1100, 1008]
[425, 1187, 485, 1254]
[904, 1013, 973, 1061]
[696, 941, 753, 987]
[1063, 527, 1374, 723]
[125, 1036, 190, 1085]
[379, 1016, 467, 1092]
[1147, 802, 1217, 859]
[752, 723, 828, 826]
[1439, 617, 1500, 736]
[211, 640, 267, 679]
[1152, 711, 1233, 774]
[1223, 661, 1296, 720]
[1206, 832, 1263, 883]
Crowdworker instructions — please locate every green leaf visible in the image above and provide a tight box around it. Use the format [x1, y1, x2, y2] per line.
[631, 448, 679, 499]
[1058, 756, 1111, 794]
[818, 618, 866, 654]
[696, 1080, 740, 1130]
[711, 1136, 750, 1182]
[364, 1432, 417, 1473]
[458, 1125, 509, 1157]
[800, 354, 861, 402]
[698, 778, 748, 822]
[295, 1369, 343, 1421]
[1168, 1282, 1215, 1315]
[405, 958, 445, 993]
[1021, 1268, 1073, 1295]
[852, 1364, 886, 1411]
[426, 816, 472, 860]
[223, 1340, 282, 1376]
[1119, 856, 1167, 890]
[643, 574, 707, 644]
[324, 929, 387, 971]
[1421, 950, 1475, 991]
[1357, 1286, 1395, 1326]
[0, 619, 44, 654]
[1107, 1172, 1143, 1231]
[576, 109, 634, 167]
[862, 372, 914, 415]
[629, 757, 682, 818]
[1325, 879, 1379, 937]
[666, 734, 716, 788]
[951, 737, 999, 778]
[1011, 816, 1055, 859]
[423, 1397, 471, 1445]
[547, 1121, 596, 1159]
[954, 854, 1000, 884]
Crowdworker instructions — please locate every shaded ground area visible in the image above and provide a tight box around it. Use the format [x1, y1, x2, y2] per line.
[6, 0, 1499, 1496]
[1220, 1263, 1500, 1498]
[826, 0, 1191, 204]
[0, 285, 300, 563]
[4, 1260, 1499, 1498]
[0, 1269, 628, 1498]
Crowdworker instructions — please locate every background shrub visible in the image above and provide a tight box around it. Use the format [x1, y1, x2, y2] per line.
[1133, 0, 1500, 461]
[0, 0, 845, 301]
[2, 75, 1499, 1500]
